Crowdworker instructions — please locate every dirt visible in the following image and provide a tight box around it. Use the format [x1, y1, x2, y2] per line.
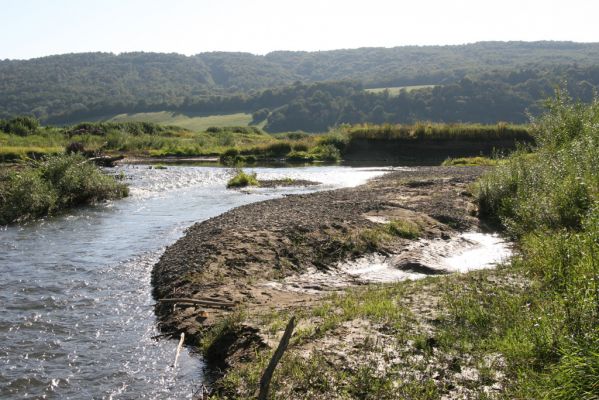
[150, 166, 492, 388]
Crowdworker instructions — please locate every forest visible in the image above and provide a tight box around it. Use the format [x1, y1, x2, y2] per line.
[2, 41, 599, 131]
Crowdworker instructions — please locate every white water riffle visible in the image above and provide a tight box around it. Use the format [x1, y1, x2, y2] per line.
[341, 232, 512, 283]
[263, 232, 512, 294]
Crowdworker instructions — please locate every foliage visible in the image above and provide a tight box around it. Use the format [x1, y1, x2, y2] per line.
[344, 122, 531, 142]
[226, 169, 259, 188]
[0, 116, 40, 136]
[0, 154, 129, 224]
[3, 43, 599, 130]
[467, 93, 599, 398]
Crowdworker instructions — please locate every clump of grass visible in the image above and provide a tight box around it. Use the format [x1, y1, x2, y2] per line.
[226, 169, 259, 189]
[384, 219, 422, 239]
[0, 154, 129, 224]
[441, 156, 499, 166]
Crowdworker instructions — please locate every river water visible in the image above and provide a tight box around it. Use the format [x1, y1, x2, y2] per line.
[0, 164, 390, 399]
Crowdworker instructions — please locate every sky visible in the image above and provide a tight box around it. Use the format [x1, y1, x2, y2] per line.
[1, 0, 598, 60]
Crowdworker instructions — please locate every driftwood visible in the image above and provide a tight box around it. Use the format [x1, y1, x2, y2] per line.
[172, 332, 185, 368]
[257, 316, 296, 400]
[157, 297, 235, 309]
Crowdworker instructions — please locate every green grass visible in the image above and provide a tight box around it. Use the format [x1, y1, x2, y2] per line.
[460, 92, 599, 398]
[442, 156, 500, 166]
[341, 122, 532, 142]
[107, 111, 256, 131]
[0, 154, 129, 224]
[226, 169, 259, 188]
[365, 85, 437, 95]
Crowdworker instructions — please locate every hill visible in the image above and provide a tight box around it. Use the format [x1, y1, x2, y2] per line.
[2, 41, 599, 128]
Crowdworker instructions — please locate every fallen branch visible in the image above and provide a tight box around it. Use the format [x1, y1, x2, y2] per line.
[172, 332, 185, 368]
[158, 298, 235, 309]
[257, 316, 296, 400]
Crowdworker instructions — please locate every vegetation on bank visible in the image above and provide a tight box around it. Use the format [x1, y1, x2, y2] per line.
[201, 94, 598, 399]
[0, 154, 128, 224]
[441, 156, 500, 166]
[1, 117, 531, 165]
[342, 122, 531, 142]
[464, 93, 599, 398]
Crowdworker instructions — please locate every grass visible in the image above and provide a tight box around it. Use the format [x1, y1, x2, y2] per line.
[455, 92, 599, 398]
[2, 118, 532, 165]
[441, 156, 500, 166]
[226, 169, 259, 188]
[341, 122, 532, 142]
[107, 111, 256, 131]
[0, 154, 129, 224]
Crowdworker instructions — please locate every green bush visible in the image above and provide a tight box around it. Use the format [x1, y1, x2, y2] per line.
[0, 154, 129, 224]
[0, 116, 40, 136]
[313, 144, 341, 161]
[226, 169, 259, 189]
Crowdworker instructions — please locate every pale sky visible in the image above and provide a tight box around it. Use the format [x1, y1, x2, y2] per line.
[1, 0, 598, 60]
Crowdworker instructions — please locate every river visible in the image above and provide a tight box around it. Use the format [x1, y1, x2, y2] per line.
[0, 164, 390, 399]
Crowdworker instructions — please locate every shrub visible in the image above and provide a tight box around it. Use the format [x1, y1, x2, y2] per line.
[66, 141, 86, 154]
[286, 151, 316, 163]
[0, 154, 129, 224]
[0, 116, 40, 136]
[313, 144, 341, 161]
[226, 169, 259, 189]
[264, 142, 292, 157]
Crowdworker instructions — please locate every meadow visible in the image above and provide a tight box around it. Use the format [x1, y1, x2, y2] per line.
[107, 111, 258, 132]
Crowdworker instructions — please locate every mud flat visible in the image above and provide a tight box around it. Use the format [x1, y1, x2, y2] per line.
[151, 166, 512, 397]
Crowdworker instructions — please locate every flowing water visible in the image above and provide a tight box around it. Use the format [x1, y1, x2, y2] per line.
[0, 164, 391, 399]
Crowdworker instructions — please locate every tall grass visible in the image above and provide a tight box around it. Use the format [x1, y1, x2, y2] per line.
[468, 93, 599, 398]
[342, 122, 532, 142]
[0, 154, 129, 224]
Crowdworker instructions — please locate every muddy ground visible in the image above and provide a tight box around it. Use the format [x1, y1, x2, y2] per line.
[151, 166, 494, 396]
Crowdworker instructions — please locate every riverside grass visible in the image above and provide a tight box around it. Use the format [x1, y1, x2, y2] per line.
[0, 154, 129, 224]
[2, 120, 530, 163]
[467, 93, 599, 398]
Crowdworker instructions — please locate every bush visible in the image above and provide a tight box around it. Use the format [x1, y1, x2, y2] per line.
[313, 144, 341, 161]
[65, 141, 86, 154]
[0, 116, 40, 136]
[251, 108, 270, 124]
[264, 142, 292, 157]
[0, 154, 129, 224]
[286, 151, 316, 163]
[226, 169, 259, 189]
[319, 132, 349, 152]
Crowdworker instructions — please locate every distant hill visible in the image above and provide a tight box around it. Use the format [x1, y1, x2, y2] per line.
[1, 41, 599, 126]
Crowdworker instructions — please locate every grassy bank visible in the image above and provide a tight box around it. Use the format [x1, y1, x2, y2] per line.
[0, 154, 129, 224]
[1, 117, 531, 165]
[341, 122, 531, 142]
[200, 95, 597, 399]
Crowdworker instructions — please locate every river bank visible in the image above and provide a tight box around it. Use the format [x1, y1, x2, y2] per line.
[151, 166, 513, 398]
